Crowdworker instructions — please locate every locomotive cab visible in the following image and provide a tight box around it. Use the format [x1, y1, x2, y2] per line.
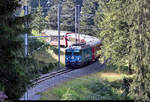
[65, 45, 83, 68]
[65, 41, 102, 68]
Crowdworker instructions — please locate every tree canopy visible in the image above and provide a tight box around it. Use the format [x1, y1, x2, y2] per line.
[80, 0, 99, 36]
[0, 0, 150, 100]
[97, 0, 150, 100]
[0, 0, 32, 99]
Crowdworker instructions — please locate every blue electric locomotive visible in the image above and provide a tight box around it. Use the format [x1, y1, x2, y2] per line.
[65, 44, 93, 68]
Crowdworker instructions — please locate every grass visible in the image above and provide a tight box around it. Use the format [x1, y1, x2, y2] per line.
[40, 64, 133, 100]
[30, 29, 66, 67]
[26, 34, 66, 79]
[32, 47, 57, 64]
[47, 46, 66, 66]
[29, 30, 131, 100]
[30, 46, 65, 74]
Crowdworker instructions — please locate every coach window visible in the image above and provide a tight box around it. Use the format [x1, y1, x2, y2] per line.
[51, 36, 54, 41]
[60, 36, 63, 40]
[55, 37, 58, 41]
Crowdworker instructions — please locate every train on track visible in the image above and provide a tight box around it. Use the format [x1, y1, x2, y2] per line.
[42, 30, 102, 68]
[65, 38, 102, 68]
[42, 30, 86, 47]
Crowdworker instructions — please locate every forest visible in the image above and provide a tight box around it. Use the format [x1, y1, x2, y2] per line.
[0, 0, 150, 101]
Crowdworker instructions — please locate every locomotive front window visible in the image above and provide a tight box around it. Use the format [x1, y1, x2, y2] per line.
[74, 52, 80, 56]
[66, 52, 72, 56]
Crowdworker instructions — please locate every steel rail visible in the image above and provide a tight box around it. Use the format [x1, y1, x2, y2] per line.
[31, 68, 74, 85]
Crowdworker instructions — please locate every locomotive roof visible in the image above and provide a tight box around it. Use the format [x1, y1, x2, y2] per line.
[66, 43, 90, 51]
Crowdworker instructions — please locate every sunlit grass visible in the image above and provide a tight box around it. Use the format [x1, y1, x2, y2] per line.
[40, 77, 95, 100]
[47, 47, 66, 66]
[39, 52, 134, 100]
[40, 89, 60, 100]
[97, 72, 125, 82]
[99, 72, 134, 82]
[32, 48, 57, 63]
[40, 65, 132, 100]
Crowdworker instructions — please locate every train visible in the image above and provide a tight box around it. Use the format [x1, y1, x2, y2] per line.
[41, 30, 102, 68]
[41, 30, 87, 47]
[65, 37, 102, 68]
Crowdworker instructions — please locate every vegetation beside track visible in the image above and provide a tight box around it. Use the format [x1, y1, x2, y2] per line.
[40, 64, 133, 100]
[0, 31, 65, 99]
[26, 30, 65, 76]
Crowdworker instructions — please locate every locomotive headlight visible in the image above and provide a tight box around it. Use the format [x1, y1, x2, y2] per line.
[77, 57, 81, 62]
[66, 57, 69, 61]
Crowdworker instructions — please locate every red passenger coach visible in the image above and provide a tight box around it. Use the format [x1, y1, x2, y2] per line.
[86, 37, 102, 61]
[41, 30, 102, 55]
[41, 30, 82, 47]
[91, 43, 102, 61]
[41, 30, 70, 47]
[50, 35, 66, 47]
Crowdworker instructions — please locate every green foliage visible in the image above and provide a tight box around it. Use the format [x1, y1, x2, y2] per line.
[41, 72, 129, 100]
[0, 0, 57, 99]
[97, 0, 130, 72]
[46, 3, 58, 30]
[96, 0, 150, 100]
[46, 0, 76, 31]
[27, 39, 58, 75]
[126, 1, 150, 100]
[0, 0, 20, 18]
[80, 0, 99, 36]
[0, 0, 32, 99]
[31, 6, 47, 33]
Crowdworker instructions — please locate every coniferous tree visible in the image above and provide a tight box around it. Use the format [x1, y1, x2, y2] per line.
[31, 4, 47, 34]
[46, 0, 59, 30]
[61, 0, 75, 31]
[97, 0, 150, 100]
[126, 0, 150, 100]
[97, 0, 131, 73]
[80, 0, 99, 36]
[0, 0, 32, 99]
[46, 0, 80, 31]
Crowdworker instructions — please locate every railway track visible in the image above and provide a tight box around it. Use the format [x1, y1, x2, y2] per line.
[30, 58, 109, 86]
[31, 68, 74, 85]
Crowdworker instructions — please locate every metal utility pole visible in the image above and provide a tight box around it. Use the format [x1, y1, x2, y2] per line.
[75, 5, 80, 44]
[24, 34, 28, 101]
[38, 0, 41, 8]
[24, 34, 28, 58]
[24, 0, 29, 100]
[58, 3, 61, 68]
[75, 5, 78, 44]
[77, 5, 80, 43]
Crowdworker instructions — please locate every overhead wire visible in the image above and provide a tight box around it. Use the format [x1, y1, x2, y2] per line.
[21, 1, 101, 54]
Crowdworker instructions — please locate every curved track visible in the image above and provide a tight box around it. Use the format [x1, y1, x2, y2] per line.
[19, 60, 109, 100]
[32, 68, 74, 85]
